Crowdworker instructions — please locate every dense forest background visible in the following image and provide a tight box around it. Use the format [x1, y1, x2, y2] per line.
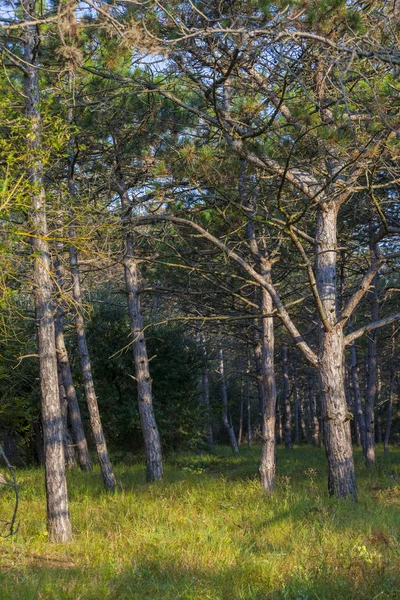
[0, 0, 399, 546]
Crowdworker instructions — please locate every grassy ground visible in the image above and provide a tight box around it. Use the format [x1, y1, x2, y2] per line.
[0, 445, 399, 600]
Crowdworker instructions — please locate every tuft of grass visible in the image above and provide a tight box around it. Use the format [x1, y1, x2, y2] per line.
[0, 445, 399, 599]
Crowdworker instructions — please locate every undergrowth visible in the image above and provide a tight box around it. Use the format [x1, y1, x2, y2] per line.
[0, 445, 399, 599]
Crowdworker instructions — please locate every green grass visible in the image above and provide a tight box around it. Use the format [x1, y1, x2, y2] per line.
[0, 445, 399, 599]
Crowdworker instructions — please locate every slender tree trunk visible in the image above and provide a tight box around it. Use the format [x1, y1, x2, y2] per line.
[239, 161, 276, 489]
[298, 393, 308, 443]
[384, 371, 394, 452]
[254, 337, 265, 422]
[69, 243, 116, 490]
[23, 0, 72, 541]
[350, 342, 367, 454]
[258, 259, 277, 493]
[218, 339, 239, 452]
[54, 312, 92, 471]
[316, 202, 357, 500]
[376, 367, 382, 444]
[114, 158, 163, 482]
[67, 135, 116, 492]
[309, 370, 320, 447]
[365, 278, 378, 466]
[282, 345, 292, 449]
[246, 360, 252, 447]
[276, 392, 283, 445]
[200, 333, 213, 447]
[384, 337, 396, 452]
[32, 420, 44, 466]
[57, 366, 77, 468]
[54, 250, 92, 472]
[292, 356, 300, 445]
[237, 376, 244, 446]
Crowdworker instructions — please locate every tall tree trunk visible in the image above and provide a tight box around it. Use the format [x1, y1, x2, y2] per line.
[68, 134, 116, 492]
[69, 243, 116, 490]
[365, 277, 379, 466]
[298, 393, 308, 443]
[54, 312, 92, 471]
[384, 335, 396, 452]
[282, 345, 292, 449]
[258, 259, 277, 493]
[32, 420, 44, 466]
[237, 376, 244, 446]
[23, 0, 72, 541]
[350, 341, 367, 454]
[57, 366, 77, 469]
[384, 370, 394, 452]
[292, 356, 300, 445]
[200, 333, 213, 447]
[246, 360, 252, 447]
[316, 202, 357, 500]
[309, 370, 320, 447]
[276, 392, 283, 445]
[376, 366, 382, 444]
[114, 158, 163, 482]
[254, 337, 266, 422]
[54, 250, 92, 472]
[218, 338, 239, 452]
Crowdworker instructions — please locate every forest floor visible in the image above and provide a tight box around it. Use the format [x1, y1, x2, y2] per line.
[0, 445, 399, 600]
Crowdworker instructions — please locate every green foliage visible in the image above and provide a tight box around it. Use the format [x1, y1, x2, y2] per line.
[83, 299, 203, 453]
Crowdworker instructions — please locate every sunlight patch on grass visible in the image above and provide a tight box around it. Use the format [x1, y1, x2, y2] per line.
[0, 445, 399, 599]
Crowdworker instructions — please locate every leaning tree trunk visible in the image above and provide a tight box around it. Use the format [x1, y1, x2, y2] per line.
[67, 139, 116, 492]
[258, 259, 277, 493]
[218, 340, 239, 453]
[365, 278, 378, 466]
[282, 345, 292, 449]
[114, 160, 163, 482]
[316, 202, 357, 500]
[23, 0, 72, 541]
[54, 247, 92, 471]
[69, 242, 116, 491]
[54, 310, 92, 471]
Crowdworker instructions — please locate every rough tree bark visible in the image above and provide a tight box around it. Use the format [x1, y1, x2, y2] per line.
[258, 259, 277, 493]
[23, 0, 72, 541]
[54, 249, 92, 472]
[316, 202, 357, 500]
[114, 148, 163, 482]
[67, 132, 116, 492]
[57, 365, 77, 469]
[54, 310, 92, 472]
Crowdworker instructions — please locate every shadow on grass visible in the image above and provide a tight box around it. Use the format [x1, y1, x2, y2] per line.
[1, 554, 399, 600]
